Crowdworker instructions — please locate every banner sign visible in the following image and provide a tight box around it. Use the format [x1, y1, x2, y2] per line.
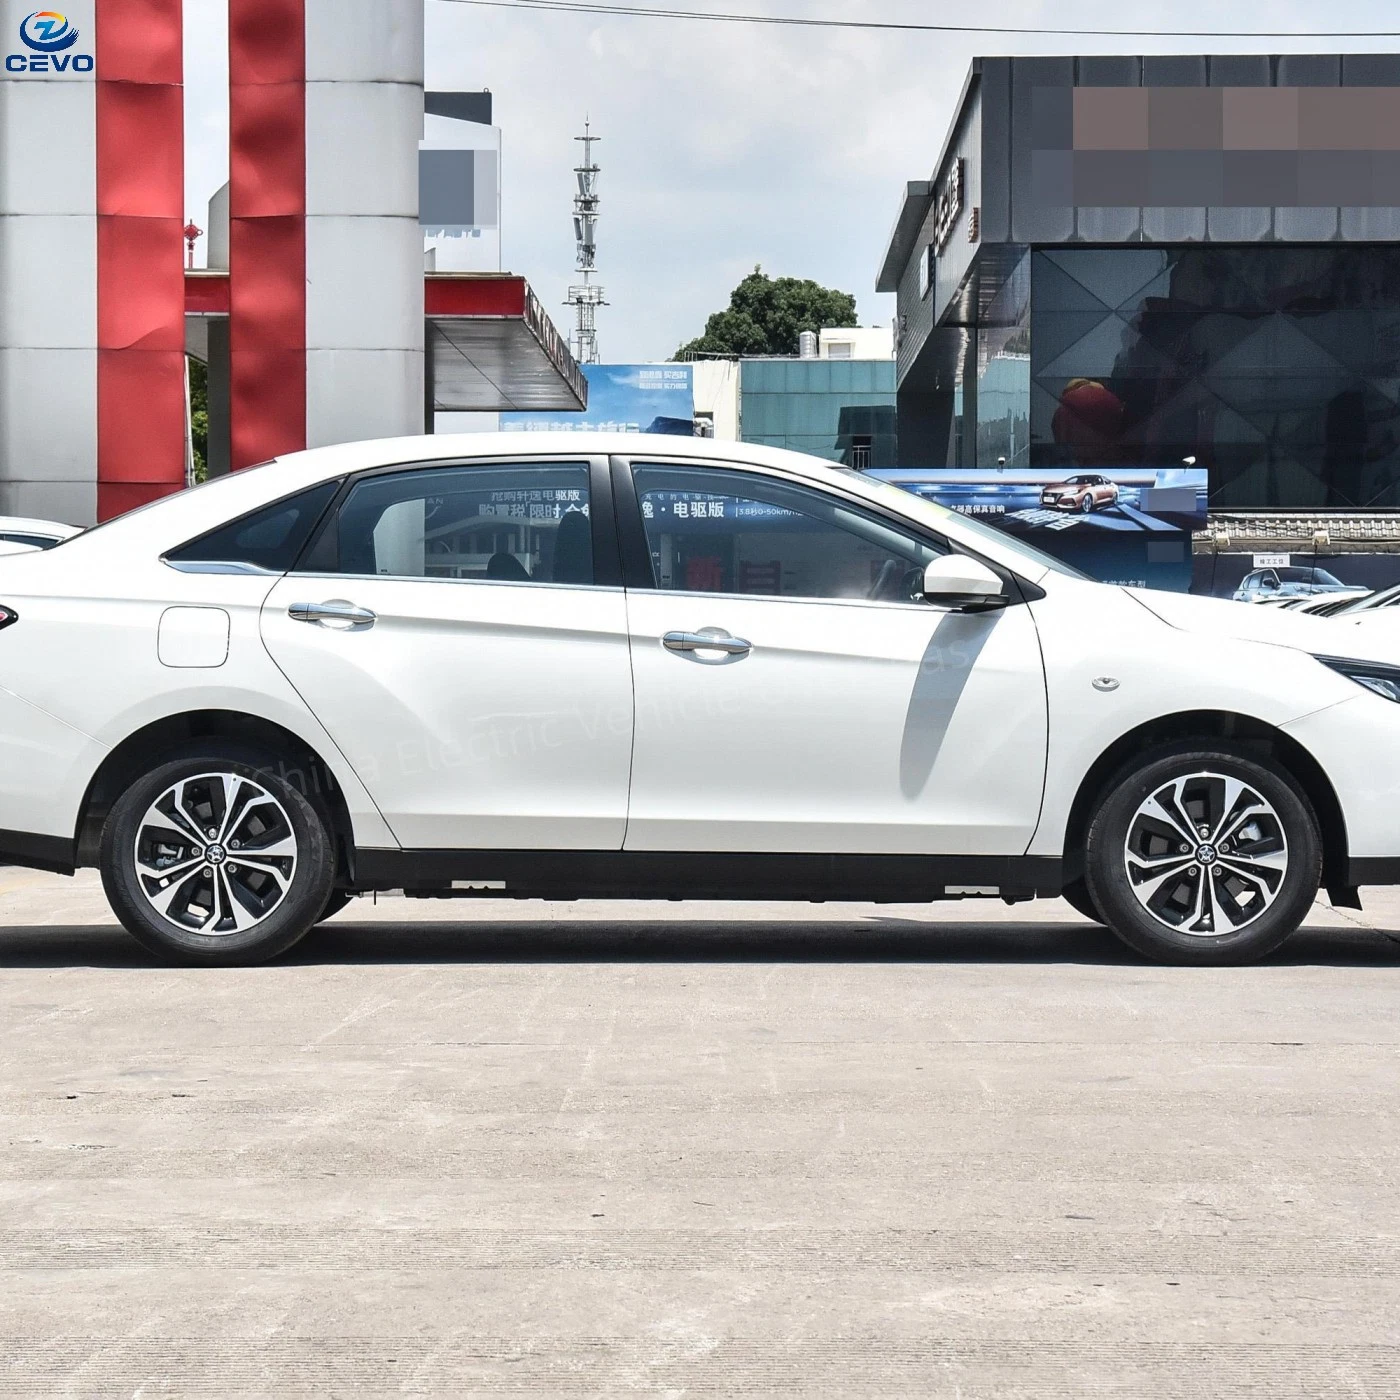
[501, 363, 693, 435]
[870, 467, 1208, 591]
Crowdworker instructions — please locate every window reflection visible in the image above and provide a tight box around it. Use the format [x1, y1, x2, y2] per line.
[1027, 247, 1400, 508]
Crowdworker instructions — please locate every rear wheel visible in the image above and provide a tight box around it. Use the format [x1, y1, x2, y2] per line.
[1084, 747, 1321, 966]
[100, 744, 335, 966]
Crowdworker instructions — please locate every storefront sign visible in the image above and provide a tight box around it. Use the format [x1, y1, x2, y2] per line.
[933, 159, 964, 251]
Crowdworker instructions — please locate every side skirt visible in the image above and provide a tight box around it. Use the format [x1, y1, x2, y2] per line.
[0, 830, 76, 876]
[350, 850, 1064, 903]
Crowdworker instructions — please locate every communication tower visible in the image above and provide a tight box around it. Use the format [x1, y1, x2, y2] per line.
[566, 120, 606, 364]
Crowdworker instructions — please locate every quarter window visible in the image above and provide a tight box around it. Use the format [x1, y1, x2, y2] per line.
[309, 462, 593, 584]
[167, 480, 340, 573]
[631, 464, 943, 602]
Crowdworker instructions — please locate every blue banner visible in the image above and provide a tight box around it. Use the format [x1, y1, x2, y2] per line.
[871, 467, 1208, 591]
[501, 364, 694, 435]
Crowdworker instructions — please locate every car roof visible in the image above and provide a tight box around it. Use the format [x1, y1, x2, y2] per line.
[12, 432, 1055, 587]
[13, 435, 859, 565]
[274, 432, 850, 481]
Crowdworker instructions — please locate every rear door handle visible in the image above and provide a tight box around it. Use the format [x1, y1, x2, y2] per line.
[288, 600, 377, 631]
[662, 629, 751, 657]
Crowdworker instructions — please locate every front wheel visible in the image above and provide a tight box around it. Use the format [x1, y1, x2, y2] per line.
[100, 745, 336, 966]
[1080, 494, 1094, 513]
[1084, 747, 1321, 966]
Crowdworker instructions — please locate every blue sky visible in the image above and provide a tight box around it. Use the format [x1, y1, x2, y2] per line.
[185, 1, 1398, 362]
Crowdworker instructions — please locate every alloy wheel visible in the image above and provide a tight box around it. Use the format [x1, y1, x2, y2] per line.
[1122, 771, 1288, 936]
[133, 772, 298, 935]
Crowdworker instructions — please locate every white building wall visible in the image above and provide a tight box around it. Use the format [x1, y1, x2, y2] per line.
[303, 0, 424, 448]
[0, 0, 98, 524]
[420, 112, 502, 275]
[689, 360, 740, 440]
[819, 325, 895, 361]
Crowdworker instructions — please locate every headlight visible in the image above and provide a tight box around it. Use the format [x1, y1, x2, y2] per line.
[1316, 654, 1400, 703]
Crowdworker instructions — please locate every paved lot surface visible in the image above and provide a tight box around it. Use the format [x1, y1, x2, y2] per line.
[2, 869, 1399, 1397]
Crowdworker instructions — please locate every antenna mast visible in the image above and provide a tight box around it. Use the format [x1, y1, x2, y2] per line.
[566, 119, 606, 365]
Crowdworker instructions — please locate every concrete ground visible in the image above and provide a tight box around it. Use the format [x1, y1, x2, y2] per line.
[1, 869, 1399, 1398]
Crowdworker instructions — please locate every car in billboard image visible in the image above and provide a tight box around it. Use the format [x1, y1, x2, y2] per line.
[1233, 566, 1369, 604]
[1040, 474, 1120, 513]
[0, 433, 1398, 971]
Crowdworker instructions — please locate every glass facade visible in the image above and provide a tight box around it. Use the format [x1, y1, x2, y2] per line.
[1028, 246, 1400, 508]
[740, 359, 897, 469]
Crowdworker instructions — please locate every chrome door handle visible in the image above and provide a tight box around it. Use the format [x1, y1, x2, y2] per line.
[288, 600, 377, 631]
[662, 629, 751, 657]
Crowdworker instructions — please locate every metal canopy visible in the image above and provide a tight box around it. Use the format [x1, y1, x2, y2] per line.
[184, 272, 587, 415]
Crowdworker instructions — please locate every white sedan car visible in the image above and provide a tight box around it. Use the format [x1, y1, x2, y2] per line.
[0, 434, 1395, 967]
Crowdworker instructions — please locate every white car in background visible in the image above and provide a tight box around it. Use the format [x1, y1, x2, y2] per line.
[0, 434, 1395, 968]
[0, 516, 82, 552]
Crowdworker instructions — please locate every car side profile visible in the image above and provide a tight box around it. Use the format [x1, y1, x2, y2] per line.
[1233, 566, 1366, 604]
[1040, 473, 1119, 513]
[0, 433, 1396, 968]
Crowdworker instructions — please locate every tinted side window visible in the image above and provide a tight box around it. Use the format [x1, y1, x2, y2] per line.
[167, 481, 340, 573]
[311, 462, 592, 583]
[632, 464, 943, 602]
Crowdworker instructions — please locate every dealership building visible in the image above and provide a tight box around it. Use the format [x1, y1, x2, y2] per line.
[879, 54, 1400, 557]
[0, 0, 582, 524]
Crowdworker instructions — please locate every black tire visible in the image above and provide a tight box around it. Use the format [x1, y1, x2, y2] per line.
[318, 890, 355, 923]
[1060, 878, 1104, 924]
[1084, 745, 1321, 966]
[100, 743, 335, 966]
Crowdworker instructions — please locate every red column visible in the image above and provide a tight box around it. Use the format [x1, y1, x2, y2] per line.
[228, 0, 306, 470]
[95, 0, 187, 520]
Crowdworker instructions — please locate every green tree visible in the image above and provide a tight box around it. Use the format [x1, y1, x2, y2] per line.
[187, 356, 208, 483]
[676, 266, 858, 358]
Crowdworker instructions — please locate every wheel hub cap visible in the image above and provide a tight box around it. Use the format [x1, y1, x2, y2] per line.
[1123, 772, 1288, 937]
[133, 773, 297, 936]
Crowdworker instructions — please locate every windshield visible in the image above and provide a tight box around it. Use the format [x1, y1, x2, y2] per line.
[837, 472, 1093, 581]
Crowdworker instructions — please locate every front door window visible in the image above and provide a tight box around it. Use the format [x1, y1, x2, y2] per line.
[631, 463, 943, 604]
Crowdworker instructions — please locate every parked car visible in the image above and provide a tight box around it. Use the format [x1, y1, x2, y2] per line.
[1285, 592, 1375, 617]
[0, 516, 81, 551]
[0, 434, 1394, 969]
[1233, 566, 1368, 604]
[1332, 582, 1400, 617]
[1040, 474, 1120, 513]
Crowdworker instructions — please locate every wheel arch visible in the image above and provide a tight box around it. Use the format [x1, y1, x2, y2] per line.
[1060, 710, 1348, 892]
[75, 710, 356, 880]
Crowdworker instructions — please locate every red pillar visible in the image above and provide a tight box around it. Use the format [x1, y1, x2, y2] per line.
[228, 0, 306, 470]
[95, 0, 187, 520]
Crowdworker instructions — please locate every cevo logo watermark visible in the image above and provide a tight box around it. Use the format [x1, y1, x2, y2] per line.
[6, 11, 94, 73]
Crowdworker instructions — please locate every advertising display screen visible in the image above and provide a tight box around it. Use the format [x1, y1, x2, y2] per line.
[870, 467, 1207, 591]
[502, 364, 694, 435]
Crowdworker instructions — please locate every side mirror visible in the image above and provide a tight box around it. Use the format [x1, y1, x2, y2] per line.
[922, 554, 1009, 611]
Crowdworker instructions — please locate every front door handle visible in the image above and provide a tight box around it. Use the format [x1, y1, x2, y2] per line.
[288, 599, 377, 631]
[662, 629, 751, 657]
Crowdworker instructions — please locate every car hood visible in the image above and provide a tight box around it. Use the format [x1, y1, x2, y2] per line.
[1125, 586, 1400, 665]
